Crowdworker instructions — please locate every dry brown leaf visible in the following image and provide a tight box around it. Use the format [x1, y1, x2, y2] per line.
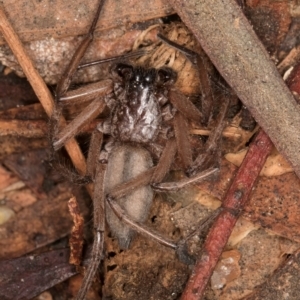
[211, 250, 241, 290]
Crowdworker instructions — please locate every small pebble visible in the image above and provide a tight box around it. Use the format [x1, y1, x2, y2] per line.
[0, 206, 15, 225]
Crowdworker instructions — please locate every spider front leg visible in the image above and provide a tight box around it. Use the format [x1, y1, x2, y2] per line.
[55, 0, 106, 98]
[49, 0, 111, 183]
[158, 33, 232, 175]
[158, 33, 214, 124]
[49, 83, 112, 184]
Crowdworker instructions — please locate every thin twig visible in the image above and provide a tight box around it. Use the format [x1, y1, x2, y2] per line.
[0, 5, 87, 177]
[181, 129, 273, 299]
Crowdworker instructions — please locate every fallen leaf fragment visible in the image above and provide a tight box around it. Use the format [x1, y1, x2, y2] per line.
[0, 248, 77, 300]
[211, 250, 241, 290]
[225, 147, 294, 177]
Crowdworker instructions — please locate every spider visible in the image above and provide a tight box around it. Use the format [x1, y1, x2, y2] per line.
[49, 0, 245, 299]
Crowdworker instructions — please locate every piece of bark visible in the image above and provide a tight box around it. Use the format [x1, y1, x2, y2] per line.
[243, 172, 300, 243]
[169, 0, 300, 179]
[0, 187, 73, 259]
[0, 248, 77, 300]
[0, 0, 174, 45]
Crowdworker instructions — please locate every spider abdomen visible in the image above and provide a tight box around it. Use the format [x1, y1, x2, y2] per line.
[104, 144, 154, 249]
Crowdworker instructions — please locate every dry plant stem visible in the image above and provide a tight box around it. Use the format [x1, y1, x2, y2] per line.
[169, 0, 300, 178]
[0, 5, 87, 176]
[181, 129, 273, 300]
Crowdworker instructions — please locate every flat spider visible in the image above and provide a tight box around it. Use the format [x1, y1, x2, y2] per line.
[49, 0, 252, 298]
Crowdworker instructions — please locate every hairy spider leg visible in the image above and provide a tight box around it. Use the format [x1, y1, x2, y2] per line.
[56, 0, 106, 98]
[158, 34, 232, 176]
[158, 33, 214, 124]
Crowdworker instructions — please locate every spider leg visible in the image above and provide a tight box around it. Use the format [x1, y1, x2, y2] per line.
[52, 90, 109, 151]
[86, 129, 103, 179]
[106, 196, 176, 249]
[188, 95, 230, 176]
[152, 167, 218, 192]
[169, 89, 203, 123]
[56, 0, 106, 98]
[49, 85, 110, 185]
[105, 168, 218, 245]
[151, 138, 177, 182]
[158, 33, 214, 124]
[59, 80, 113, 104]
[76, 162, 106, 300]
[106, 194, 195, 266]
[173, 112, 193, 170]
[50, 0, 110, 184]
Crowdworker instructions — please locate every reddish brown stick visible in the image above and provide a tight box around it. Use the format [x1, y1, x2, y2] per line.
[181, 129, 273, 300]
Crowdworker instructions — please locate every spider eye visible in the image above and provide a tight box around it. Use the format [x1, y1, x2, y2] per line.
[115, 63, 133, 79]
[157, 68, 177, 85]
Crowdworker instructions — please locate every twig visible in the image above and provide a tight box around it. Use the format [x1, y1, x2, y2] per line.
[169, 0, 300, 178]
[0, 5, 87, 177]
[181, 129, 273, 299]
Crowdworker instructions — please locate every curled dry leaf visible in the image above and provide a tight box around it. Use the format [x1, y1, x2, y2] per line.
[227, 217, 259, 248]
